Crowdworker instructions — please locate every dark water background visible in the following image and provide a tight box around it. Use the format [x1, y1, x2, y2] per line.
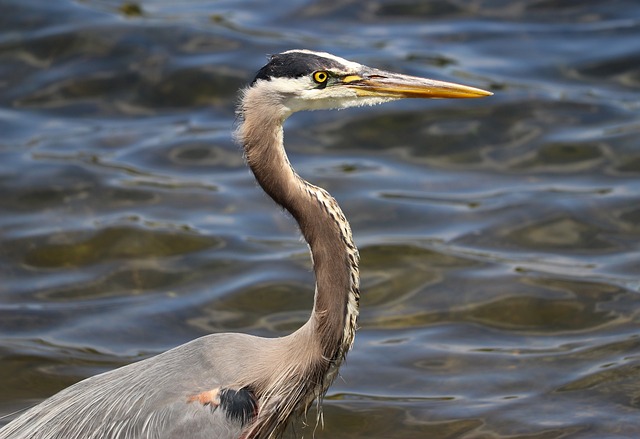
[1, 1, 640, 438]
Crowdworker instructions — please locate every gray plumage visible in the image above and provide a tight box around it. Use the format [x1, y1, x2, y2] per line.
[0, 50, 491, 439]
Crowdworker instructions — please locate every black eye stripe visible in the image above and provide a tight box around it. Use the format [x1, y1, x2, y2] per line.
[251, 52, 345, 84]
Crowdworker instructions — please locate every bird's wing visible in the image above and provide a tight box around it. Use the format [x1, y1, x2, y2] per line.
[0, 334, 259, 439]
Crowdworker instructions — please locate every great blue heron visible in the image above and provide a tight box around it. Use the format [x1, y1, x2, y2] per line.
[0, 50, 491, 439]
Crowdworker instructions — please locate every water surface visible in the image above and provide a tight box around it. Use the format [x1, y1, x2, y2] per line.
[1, 1, 640, 438]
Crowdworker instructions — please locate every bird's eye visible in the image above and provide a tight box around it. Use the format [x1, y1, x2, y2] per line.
[313, 71, 329, 84]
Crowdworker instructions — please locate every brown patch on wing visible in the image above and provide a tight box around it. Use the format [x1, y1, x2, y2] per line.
[187, 388, 221, 407]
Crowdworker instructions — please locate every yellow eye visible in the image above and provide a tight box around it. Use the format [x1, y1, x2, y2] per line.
[313, 71, 329, 83]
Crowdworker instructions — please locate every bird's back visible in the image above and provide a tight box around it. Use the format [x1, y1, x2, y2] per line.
[0, 333, 261, 439]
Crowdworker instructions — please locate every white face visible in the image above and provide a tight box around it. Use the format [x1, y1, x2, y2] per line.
[249, 51, 398, 115]
[253, 75, 397, 114]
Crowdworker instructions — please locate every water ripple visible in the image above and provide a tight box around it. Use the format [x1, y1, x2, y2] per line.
[2, 1, 640, 438]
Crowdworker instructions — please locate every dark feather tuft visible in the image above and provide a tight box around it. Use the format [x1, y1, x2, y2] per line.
[219, 387, 258, 426]
[252, 51, 345, 84]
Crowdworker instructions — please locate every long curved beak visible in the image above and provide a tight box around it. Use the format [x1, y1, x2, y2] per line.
[343, 68, 492, 99]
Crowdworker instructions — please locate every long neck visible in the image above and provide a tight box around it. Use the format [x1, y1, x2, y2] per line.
[237, 93, 360, 364]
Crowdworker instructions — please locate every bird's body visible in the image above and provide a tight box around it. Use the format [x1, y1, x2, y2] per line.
[1, 335, 253, 439]
[0, 50, 491, 439]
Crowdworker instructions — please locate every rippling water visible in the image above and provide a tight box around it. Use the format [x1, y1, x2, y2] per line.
[2, 1, 640, 438]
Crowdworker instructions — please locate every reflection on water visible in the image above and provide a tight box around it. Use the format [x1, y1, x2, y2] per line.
[1, 1, 640, 438]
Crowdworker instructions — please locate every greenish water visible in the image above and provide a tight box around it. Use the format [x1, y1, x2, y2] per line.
[1, 1, 640, 438]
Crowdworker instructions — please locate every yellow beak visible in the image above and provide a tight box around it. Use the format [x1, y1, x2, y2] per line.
[343, 69, 492, 99]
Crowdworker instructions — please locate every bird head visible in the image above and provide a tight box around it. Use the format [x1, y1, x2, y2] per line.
[243, 49, 492, 116]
